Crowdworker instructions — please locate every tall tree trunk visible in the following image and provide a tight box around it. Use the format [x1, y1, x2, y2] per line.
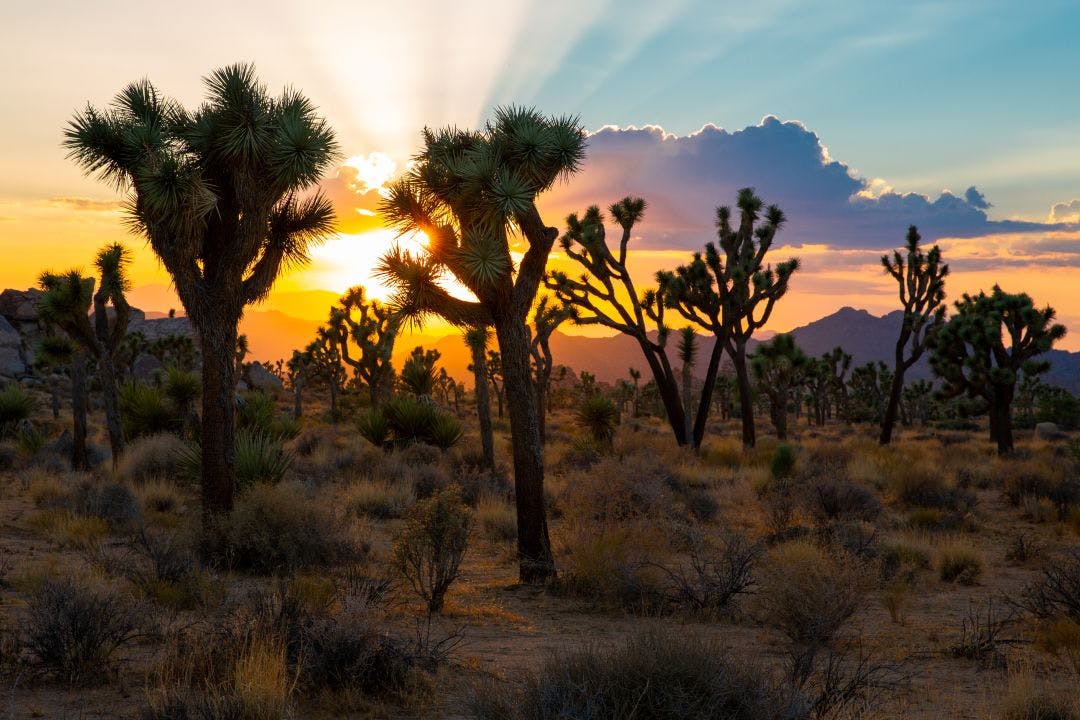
[71, 354, 89, 471]
[681, 362, 694, 448]
[732, 343, 756, 449]
[879, 364, 906, 445]
[199, 325, 237, 554]
[494, 317, 554, 583]
[993, 387, 1014, 455]
[97, 354, 125, 465]
[471, 341, 495, 470]
[536, 373, 548, 445]
[774, 389, 789, 440]
[637, 340, 687, 446]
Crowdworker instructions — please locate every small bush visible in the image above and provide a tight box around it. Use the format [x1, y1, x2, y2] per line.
[393, 485, 471, 613]
[806, 479, 881, 523]
[24, 578, 139, 683]
[120, 381, 178, 440]
[296, 610, 415, 695]
[476, 495, 517, 543]
[73, 481, 141, 529]
[938, 543, 984, 585]
[466, 630, 792, 720]
[1022, 547, 1080, 621]
[226, 484, 357, 574]
[879, 542, 931, 582]
[236, 390, 298, 440]
[575, 395, 619, 446]
[757, 541, 866, 647]
[771, 444, 796, 480]
[115, 433, 189, 484]
[344, 480, 413, 520]
[1001, 685, 1077, 720]
[0, 383, 35, 436]
[655, 532, 760, 615]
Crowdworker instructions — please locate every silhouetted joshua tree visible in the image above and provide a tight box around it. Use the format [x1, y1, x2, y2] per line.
[750, 334, 808, 441]
[880, 226, 948, 444]
[464, 326, 495, 469]
[378, 107, 586, 583]
[65, 64, 338, 542]
[528, 295, 571, 444]
[327, 286, 399, 404]
[930, 286, 1065, 454]
[547, 197, 690, 446]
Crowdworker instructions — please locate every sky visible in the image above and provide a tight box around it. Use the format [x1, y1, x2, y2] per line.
[1, 0, 1079, 353]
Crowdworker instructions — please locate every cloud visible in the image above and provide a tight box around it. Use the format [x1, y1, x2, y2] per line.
[536, 116, 1058, 251]
[47, 197, 124, 212]
[1050, 199, 1080, 223]
[318, 164, 388, 236]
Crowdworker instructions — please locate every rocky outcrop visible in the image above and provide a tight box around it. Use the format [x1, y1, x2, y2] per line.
[246, 362, 284, 392]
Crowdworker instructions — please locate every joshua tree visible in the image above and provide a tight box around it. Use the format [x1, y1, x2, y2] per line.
[880, 226, 949, 444]
[400, 346, 440, 398]
[801, 356, 831, 426]
[821, 347, 852, 421]
[547, 198, 690, 445]
[528, 295, 571, 444]
[930, 286, 1065, 454]
[65, 64, 338, 535]
[37, 243, 133, 465]
[378, 107, 586, 583]
[677, 327, 698, 444]
[902, 379, 935, 426]
[286, 349, 307, 419]
[34, 334, 76, 420]
[750, 334, 808, 440]
[304, 328, 346, 421]
[672, 189, 797, 450]
[464, 326, 495, 469]
[327, 286, 399, 404]
[628, 367, 642, 417]
[847, 361, 893, 424]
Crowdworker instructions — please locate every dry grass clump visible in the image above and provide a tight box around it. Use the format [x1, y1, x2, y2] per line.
[937, 540, 985, 585]
[475, 494, 516, 544]
[224, 483, 360, 574]
[343, 479, 414, 519]
[466, 630, 793, 720]
[757, 540, 869, 648]
[1000, 674, 1078, 720]
[114, 432, 189, 484]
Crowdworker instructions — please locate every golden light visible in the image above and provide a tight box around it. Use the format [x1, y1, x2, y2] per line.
[341, 152, 397, 194]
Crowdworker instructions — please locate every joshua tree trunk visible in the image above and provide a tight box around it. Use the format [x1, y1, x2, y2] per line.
[691, 338, 724, 449]
[992, 387, 1014, 454]
[494, 316, 554, 583]
[71, 354, 89, 471]
[772, 389, 789, 440]
[293, 377, 303, 419]
[329, 382, 338, 423]
[636, 342, 687, 446]
[470, 340, 495, 470]
[97, 355, 125, 466]
[536, 374, 548, 445]
[732, 342, 756, 449]
[199, 323, 237, 547]
[681, 362, 693, 447]
[880, 352, 908, 445]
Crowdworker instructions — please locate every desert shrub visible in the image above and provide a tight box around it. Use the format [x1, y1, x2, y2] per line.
[0, 442, 15, 470]
[771, 443, 797, 480]
[393, 485, 471, 613]
[1001, 686, 1077, 720]
[575, 395, 619, 446]
[757, 541, 867, 648]
[466, 630, 795, 720]
[344, 479, 413, 520]
[295, 610, 415, 695]
[72, 481, 141, 529]
[881, 544, 933, 582]
[806, 479, 882, 523]
[138, 479, 185, 516]
[226, 484, 356, 574]
[814, 520, 878, 561]
[938, 543, 984, 585]
[399, 441, 442, 468]
[476, 495, 516, 543]
[0, 383, 35, 437]
[888, 461, 950, 507]
[115, 433, 189, 483]
[357, 408, 390, 448]
[1022, 547, 1080, 621]
[236, 390, 298, 442]
[179, 430, 292, 491]
[653, 532, 760, 615]
[111, 528, 211, 609]
[120, 381, 179, 439]
[558, 436, 605, 469]
[679, 486, 720, 523]
[24, 578, 139, 683]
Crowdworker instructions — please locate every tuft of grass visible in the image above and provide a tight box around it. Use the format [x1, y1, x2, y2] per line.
[938, 542, 984, 585]
[28, 511, 109, 549]
[343, 479, 413, 520]
[476, 495, 516, 544]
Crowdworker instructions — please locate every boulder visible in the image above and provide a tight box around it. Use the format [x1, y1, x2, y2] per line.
[0, 347, 25, 379]
[132, 353, 164, 382]
[1034, 422, 1068, 441]
[0, 288, 43, 323]
[0, 316, 19, 348]
[247, 363, 284, 393]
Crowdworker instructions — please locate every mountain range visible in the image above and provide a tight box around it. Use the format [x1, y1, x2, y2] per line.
[225, 304, 1080, 394]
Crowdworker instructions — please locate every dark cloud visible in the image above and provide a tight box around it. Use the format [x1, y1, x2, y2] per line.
[538, 117, 1057, 250]
[964, 186, 991, 209]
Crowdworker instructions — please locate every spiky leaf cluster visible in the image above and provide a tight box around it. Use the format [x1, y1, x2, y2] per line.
[63, 64, 339, 324]
[379, 107, 586, 328]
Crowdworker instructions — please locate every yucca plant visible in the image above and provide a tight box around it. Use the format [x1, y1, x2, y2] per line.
[576, 395, 619, 447]
[428, 413, 464, 451]
[119, 382, 177, 440]
[178, 429, 292, 491]
[66, 64, 338, 538]
[379, 107, 585, 582]
[383, 395, 436, 445]
[0, 384, 35, 438]
[357, 407, 391, 448]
